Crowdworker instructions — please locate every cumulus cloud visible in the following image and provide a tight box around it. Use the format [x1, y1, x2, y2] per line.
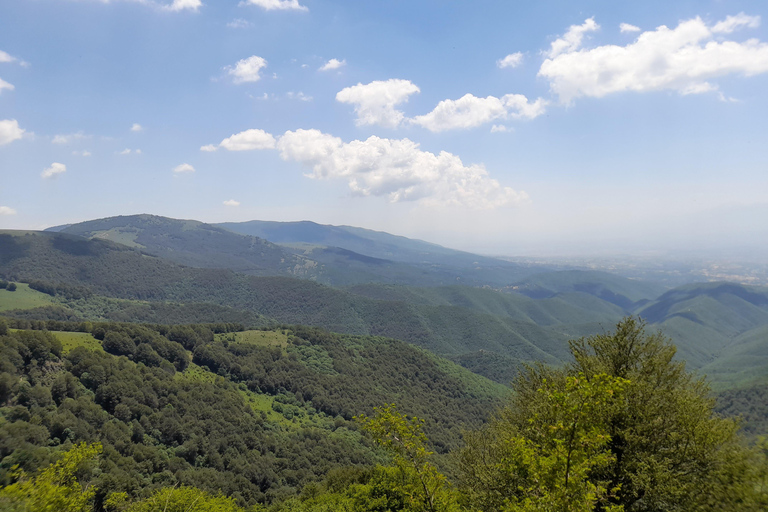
[52, 132, 88, 144]
[620, 23, 641, 33]
[117, 148, 141, 155]
[0, 50, 28, 67]
[72, 150, 92, 156]
[286, 91, 312, 101]
[0, 119, 24, 146]
[539, 14, 768, 103]
[0, 78, 13, 94]
[712, 12, 760, 34]
[239, 0, 307, 12]
[275, 128, 527, 208]
[173, 163, 195, 174]
[497, 52, 523, 68]
[411, 93, 547, 132]
[227, 18, 252, 28]
[0, 206, 16, 216]
[490, 124, 509, 133]
[226, 55, 267, 84]
[202, 128, 276, 152]
[319, 58, 346, 71]
[336, 79, 420, 128]
[162, 0, 201, 11]
[545, 17, 599, 58]
[223, 199, 240, 206]
[131, 123, 143, 132]
[42, 162, 66, 179]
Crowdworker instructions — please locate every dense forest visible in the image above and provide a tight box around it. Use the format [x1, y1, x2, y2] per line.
[0, 318, 765, 511]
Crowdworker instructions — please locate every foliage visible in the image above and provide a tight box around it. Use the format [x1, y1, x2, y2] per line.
[459, 317, 768, 512]
[0, 442, 101, 512]
[126, 486, 246, 512]
[358, 404, 460, 512]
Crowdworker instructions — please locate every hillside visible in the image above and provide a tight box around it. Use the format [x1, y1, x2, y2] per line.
[0, 320, 507, 507]
[55, 214, 323, 279]
[3, 229, 768, 397]
[218, 219, 553, 286]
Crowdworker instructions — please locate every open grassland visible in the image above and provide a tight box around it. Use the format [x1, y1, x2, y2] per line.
[51, 330, 103, 353]
[0, 283, 55, 311]
[216, 329, 289, 349]
[178, 361, 335, 428]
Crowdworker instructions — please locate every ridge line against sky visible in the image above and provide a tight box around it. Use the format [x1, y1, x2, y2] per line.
[1, 1, 767, 256]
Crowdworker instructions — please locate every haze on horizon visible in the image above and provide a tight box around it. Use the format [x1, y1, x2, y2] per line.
[1, 1, 767, 260]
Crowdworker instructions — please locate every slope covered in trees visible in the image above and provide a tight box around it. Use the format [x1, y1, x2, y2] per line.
[3, 319, 764, 511]
[0, 318, 506, 508]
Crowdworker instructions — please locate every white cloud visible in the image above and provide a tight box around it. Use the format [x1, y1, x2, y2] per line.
[712, 12, 760, 34]
[319, 58, 346, 71]
[117, 148, 141, 155]
[0, 119, 24, 146]
[336, 79, 420, 128]
[227, 18, 252, 28]
[275, 128, 527, 208]
[203, 128, 276, 151]
[162, 0, 201, 12]
[173, 163, 195, 174]
[0, 206, 16, 216]
[0, 50, 28, 67]
[42, 162, 66, 179]
[72, 150, 92, 156]
[545, 17, 599, 58]
[497, 52, 523, 68]
[223, 199, 240, 206]
[411, 93, 547, 132]
[620, 23, 641, 33]
[239, 0, 307, 12]
[490, 124, 509, 133]
[286, 91, 312, 101]
[226, 55, 267, 84]
[130, 123, 143, 132]
[539, 15, 768, 103]
[52, 131, 88, 144]
[0, 78, 13, 94]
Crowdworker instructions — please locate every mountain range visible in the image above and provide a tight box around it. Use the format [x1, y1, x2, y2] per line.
[1, 213, 765, 396]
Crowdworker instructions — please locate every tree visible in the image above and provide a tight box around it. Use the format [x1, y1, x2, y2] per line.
[459, 317, 767, 512]
[357, 404, 460, 512]
[7, 282, 17, 292]
[0, 442, 101, 512]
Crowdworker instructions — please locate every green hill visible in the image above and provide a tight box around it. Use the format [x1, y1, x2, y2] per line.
[0, 320, 507, 506]
[56, 214, 323, 279]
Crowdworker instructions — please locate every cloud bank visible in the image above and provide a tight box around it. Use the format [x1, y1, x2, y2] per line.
[206, 128, 527, 209]
[539, 14, 768, 103]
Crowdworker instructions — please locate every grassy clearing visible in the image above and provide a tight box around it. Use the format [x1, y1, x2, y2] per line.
[178, 360, 334, 429]
[216, 329, 289, 349]
[0, 283, 55, 312]
[51, 331, 103, 353]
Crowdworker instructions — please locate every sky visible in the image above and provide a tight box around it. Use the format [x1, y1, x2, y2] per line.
[1, 0, 768, 257]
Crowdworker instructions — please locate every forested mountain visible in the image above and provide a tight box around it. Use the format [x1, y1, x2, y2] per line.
[218, 219, 554, 286]
[0, 319, 506, 508]
[53, 215, 323, 280]
[2, 229, 768, 393]
[48, 215, 557, 288]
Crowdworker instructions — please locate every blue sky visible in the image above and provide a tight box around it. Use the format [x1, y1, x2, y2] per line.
[1, 0, 767, 257]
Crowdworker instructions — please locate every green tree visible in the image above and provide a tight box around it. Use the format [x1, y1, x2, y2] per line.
[357, 404, 460, 512]
[0, 442, 101, 512]
[459, 317, 766, 512]
[126, 486, 245, 512]
[6, 282, 17, 292]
